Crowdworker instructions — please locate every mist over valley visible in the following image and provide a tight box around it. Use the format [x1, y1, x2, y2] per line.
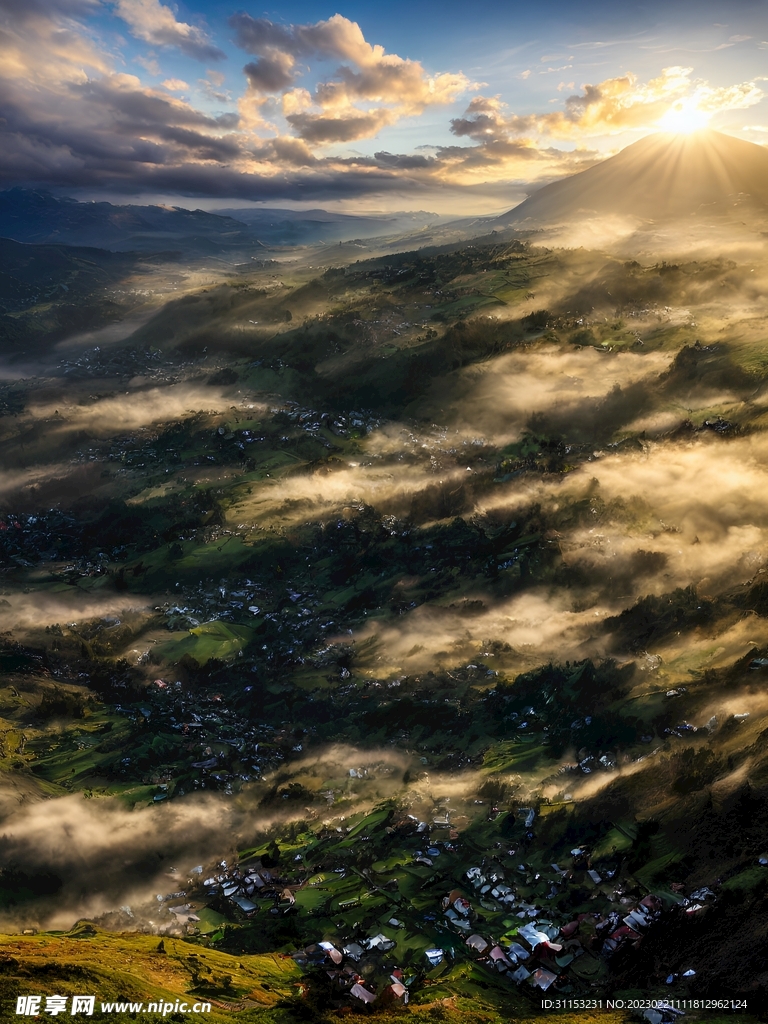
[2, 13, 768, 1014]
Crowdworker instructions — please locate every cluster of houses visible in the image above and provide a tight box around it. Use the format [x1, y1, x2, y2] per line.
[59, 344, 170, 380]
[281, 861, 705, 1007]
[170, 800, 716, 1012]
[279, 400, 382, 440]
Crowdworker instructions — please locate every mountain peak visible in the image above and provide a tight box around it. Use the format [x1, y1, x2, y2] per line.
[500, 129, 768, 224]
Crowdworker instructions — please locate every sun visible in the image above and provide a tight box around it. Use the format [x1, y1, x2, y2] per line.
[658, 98, 711, 133]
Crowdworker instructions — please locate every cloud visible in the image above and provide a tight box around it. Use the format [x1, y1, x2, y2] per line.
[407, 131, 600, 188]
[288, 107, 398, 145]
[374, 150, 434, 170]
[0, 737, 459, 932]
[230, 12, 471, 144]
[434, 344, 671, 441]
[230, 12, 391, 66]
[135, 54, 161, 76]
[0, 5, 251, 193]
[162, 78, 188, 92]
[0, 3, 764, 209]
[0, 792, 246, 930]
[0, 9, 475, 200]
[198, 69, 230, 103]
[243, 51, 297, 93]
[114, 0, 225, 62]
[452, 67, 764, 143]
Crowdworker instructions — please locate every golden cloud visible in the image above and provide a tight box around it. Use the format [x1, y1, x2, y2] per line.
[231, 13, 472, 145]
[452, 67, 764, 143]
[114, 0, 224, 61]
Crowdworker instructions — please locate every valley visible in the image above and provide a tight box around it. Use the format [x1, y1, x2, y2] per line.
[2, 135, 768, 1022]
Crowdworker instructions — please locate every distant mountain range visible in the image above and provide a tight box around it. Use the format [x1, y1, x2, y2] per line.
[216, 207, 441, 246]
[500, 129, 768, 225]
[0, 189, 255, 253]
[0, 188, 442, 253]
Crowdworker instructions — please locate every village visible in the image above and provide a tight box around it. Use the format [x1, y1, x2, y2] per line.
[146, 791, 725, 1023]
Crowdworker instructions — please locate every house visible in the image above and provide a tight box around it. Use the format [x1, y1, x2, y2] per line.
[350, 983, 376, 1004]
[466, 934, 489, 954]
[530, 968, 558, 991]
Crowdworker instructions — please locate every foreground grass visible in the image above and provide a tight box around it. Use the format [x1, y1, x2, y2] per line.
[0, 925, 298, 1021]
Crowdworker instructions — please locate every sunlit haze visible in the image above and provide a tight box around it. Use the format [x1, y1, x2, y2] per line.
[658, 99, 712, 133]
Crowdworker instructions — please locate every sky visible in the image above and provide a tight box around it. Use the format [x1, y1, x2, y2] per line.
[2, 0, 768, 214]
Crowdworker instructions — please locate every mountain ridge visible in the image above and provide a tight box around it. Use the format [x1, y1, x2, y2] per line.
[0, 188, 254, 252]
[0, 189, 446, 252]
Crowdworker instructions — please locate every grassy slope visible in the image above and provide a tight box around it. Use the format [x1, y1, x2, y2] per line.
[0, 925, 299, 1022]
